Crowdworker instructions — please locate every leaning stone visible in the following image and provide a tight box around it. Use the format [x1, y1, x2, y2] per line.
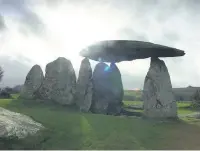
[0, 107, 44, 139]
[142, 57, 177, 118]
[37, 57, 76, 105]
[20, 65, 44, 99]
[75, 58, 93, 112]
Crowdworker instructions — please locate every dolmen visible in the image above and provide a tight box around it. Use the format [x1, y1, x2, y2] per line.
[20, 40, 185, 118]
[80, 40, 185, 118]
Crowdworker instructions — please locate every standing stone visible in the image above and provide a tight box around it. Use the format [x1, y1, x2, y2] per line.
[91, 62, 123, 115]
[76, 58, 93, 112]
[142, 57, 177, 118]
[37, 57, 76, 105]
[20, 65, 44, 99]
[107, 63, 124, 115]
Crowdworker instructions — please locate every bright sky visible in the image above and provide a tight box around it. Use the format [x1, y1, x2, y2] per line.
[0, 0, 200, 89]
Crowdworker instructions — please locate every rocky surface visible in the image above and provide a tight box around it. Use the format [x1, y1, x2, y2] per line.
[91, 62, 123, 115]
[20, 65, 44, 99]
[0, 107, 44, 139]
[75, 58, 93, 112]
[37, 57, 76, 105]
[142, 57, 177, 118]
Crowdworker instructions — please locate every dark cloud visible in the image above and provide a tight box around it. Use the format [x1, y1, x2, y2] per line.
[0, 0, 45, 35]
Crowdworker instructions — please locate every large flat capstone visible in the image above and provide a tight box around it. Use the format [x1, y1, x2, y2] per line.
[37, 57, 76, 105]
[80, 40, 185, 63]
[142, 57, 177, 118]
[20, 65, 44, 99]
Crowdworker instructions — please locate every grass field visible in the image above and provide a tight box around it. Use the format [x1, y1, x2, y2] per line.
[0, 95, 200, 149]
[124, 90, 142, 97]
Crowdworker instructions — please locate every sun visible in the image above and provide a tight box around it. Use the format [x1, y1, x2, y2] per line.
[34, 4, 119, 68]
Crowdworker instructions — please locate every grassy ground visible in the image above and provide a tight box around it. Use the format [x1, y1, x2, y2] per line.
[124, 90, 142, 98]
[0, 96, 200, 149]
[123, 100, 196, 115]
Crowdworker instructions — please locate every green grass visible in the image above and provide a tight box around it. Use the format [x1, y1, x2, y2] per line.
[123, 100, 143, 106]
[124, 90, 142, 97]
[123, 100, 197, 116]
[1, 97, 200, 149]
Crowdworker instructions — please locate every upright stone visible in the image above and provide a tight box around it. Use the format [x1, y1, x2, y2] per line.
[91, 62, 123, 115]
[142, 57, 177, 118]
[20, 65, 44, 99]
[37, 57, 76, 105]
[76, 58, 93, 112]
[107, 63, 124, 115]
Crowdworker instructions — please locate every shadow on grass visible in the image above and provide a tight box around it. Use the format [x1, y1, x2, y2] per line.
[82, 113, 200, 150]
[1, 98, 84, 150]
[2, 99, 200, 149]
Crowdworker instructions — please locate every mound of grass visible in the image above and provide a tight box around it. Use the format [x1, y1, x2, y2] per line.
[0, 97, 200, 149]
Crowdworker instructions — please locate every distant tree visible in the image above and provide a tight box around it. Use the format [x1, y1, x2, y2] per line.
[12, 85, 23, 93]
[4, 87, 13, 93]
[0, 66, 3, 82]
[191, 90, 200, 108]
[193, 90, 200, 101]
[179, 96, 184, 101]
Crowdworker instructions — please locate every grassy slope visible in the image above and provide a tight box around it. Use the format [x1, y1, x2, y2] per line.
[0, 95, 200, 149]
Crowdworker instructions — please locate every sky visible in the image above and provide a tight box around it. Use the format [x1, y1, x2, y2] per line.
[0, 0, 200, 89]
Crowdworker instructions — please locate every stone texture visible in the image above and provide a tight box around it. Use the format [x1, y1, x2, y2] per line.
[0, 107, 44, 139]
[20, 65, 44, 99]
[107, 63, 124, 115]
[37, 57, 76, 105]
[80, 40, 185, 63]
[75, 58, 93, 112]
[91, 62, 123, 115]
[142, 57, 177, 118]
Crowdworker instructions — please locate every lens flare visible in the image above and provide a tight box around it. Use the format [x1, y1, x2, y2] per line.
[104, 66, 110, 72]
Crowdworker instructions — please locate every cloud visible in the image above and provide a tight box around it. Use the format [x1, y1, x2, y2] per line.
[0, 0, 45, 35]
[0, 14, 6, 31]
[0, 55, 32, 88]
[0, 0, 200, 89]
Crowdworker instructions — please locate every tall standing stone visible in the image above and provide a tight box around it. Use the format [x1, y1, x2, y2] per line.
[76, 58, 93, 112]
[37, 57, 76, 105]
[91, 62, 123, 115]
[142, 57, 177, 118]
[107, 63, 124, 115]
[20, 65, 44, 99]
